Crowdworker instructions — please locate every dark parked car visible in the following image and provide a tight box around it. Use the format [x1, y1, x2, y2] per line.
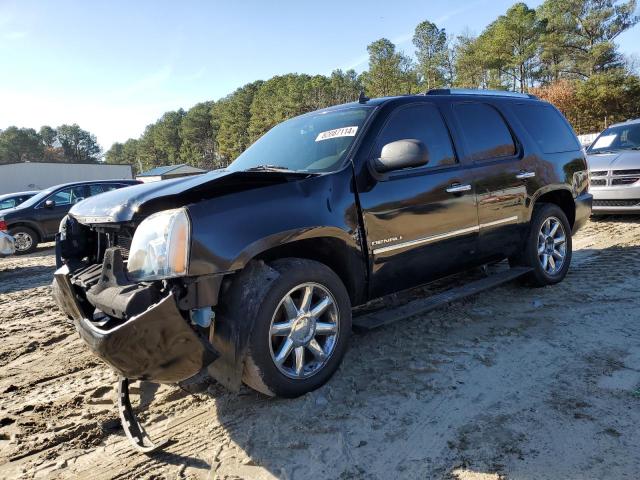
[54, 90, 591, 404]
[0, 191, 38, 211]
[0, 180, 139, 254]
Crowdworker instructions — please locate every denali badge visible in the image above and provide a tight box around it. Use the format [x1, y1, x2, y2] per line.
[371, 236, 403, 247]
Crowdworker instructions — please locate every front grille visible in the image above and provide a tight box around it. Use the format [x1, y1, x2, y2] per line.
[590, 179, 607, 186]
[593, 199, 640, 207]
[612, 177, 640, 186]
[590, 170, 607, 177]
[613, 169, 640, 175]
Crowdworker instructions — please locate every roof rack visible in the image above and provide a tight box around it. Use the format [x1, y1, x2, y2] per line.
[426, 88, 538, 99]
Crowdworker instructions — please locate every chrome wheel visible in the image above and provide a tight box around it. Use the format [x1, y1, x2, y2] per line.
[537, 216, 566, 275]
[13, 232, 33, 252]
[269, 282, 339, 379]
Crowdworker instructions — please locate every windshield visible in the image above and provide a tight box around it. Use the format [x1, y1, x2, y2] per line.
[228, 106, 373, 173]
[587, 123, 640, 154]
[0, 198, 18, 210]
[0, 195, 31, 210]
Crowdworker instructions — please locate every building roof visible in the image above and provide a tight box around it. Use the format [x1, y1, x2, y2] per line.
[137, 164, 207, 177]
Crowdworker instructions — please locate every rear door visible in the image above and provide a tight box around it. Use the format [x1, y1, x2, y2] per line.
[452, 102, 529, 259]
[357, 101, 479, 298]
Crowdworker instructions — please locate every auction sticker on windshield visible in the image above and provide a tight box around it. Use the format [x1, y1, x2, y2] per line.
[315, 126, 358, 142]
[592, 134, 616, 149]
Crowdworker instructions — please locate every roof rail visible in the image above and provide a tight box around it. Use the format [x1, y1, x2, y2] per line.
[426, 88, 538, 99]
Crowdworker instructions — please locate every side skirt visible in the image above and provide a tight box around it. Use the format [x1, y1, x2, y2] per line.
[352, 265, 532, 331]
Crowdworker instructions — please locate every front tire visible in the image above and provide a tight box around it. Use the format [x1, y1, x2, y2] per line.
[9, 226, 38, 254]
[512, 203, 572, 287]
[242, 258, 351, 398]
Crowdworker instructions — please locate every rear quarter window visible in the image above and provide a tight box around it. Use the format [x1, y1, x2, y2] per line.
[512, 104, 580, 153]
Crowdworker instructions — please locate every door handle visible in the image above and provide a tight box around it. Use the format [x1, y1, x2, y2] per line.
[516, 171, 536, 180]
[446, 183, 472, 193]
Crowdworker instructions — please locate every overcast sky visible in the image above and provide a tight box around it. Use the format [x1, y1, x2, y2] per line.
[1, 0, 638, 151]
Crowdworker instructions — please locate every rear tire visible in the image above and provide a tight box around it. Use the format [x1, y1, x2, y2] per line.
[9, 226, 38, 255]
[511, 203, 572, 287]
[241, 258, 351, 398]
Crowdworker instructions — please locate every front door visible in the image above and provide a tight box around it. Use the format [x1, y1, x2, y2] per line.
[38, 185, 88, 236]
[356, 102, 479, 298]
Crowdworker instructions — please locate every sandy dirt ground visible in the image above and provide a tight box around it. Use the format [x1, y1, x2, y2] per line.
[1, 217, 640, 480]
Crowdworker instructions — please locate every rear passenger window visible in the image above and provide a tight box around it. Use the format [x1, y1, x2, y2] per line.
[512, 104, 580, 153]
[455, 103, 516, 161]
[375, 103, 456, 168]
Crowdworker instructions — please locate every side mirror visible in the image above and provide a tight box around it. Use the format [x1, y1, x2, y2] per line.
[44, 199, 55, 208]
[374, 139, 429, 173]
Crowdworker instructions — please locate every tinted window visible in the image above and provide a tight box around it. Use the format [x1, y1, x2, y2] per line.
[49, 186, 86, 206]
[455, 103, 516, 161]
[375, 103, 456, 168]
[513, 104, 579, 153]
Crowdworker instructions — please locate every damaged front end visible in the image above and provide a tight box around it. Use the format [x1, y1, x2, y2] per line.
[52, 212, 226, 452]
[53, 248, 218, 383]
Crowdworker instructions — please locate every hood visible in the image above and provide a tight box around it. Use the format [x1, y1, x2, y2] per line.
[587, 149, 640, 171]
[69, 168, 310, 224]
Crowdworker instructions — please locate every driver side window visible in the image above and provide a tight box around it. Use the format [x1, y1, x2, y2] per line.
[49, 186, 86, 206]
[375, 103, 457, 168]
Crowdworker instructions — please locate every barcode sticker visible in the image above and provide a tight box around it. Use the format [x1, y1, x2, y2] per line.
[315, 126, 358, 142]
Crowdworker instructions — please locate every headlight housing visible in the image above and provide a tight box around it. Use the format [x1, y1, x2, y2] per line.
[127, 208, 190, 281]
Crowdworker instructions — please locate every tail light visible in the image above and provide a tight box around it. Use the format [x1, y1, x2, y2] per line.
[0, 219, 6, 232]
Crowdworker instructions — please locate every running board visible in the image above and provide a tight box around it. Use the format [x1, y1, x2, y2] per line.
[352, 266, 532, 331]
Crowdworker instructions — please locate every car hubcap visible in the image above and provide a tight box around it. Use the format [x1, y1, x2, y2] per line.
[269, 282, 339, 379]
[13, 232, 33, 252]
[537, 217, 566, 275]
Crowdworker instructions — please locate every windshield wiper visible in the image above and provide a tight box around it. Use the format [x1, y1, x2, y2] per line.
[244, 164, 293, 172]
[590, 149, 620, 154]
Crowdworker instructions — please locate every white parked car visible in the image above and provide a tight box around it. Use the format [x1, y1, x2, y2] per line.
[0, 231, 15, 257]
[587, 119, 640, 214]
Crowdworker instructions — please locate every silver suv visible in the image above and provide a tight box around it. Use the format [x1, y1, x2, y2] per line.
[587, 119, 640, 214]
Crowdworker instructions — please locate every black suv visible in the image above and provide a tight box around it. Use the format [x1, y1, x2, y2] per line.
[1, 179, 139, 254]
[53, 90, 592, 401]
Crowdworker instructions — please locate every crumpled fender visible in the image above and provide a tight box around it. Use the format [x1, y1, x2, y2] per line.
[206, 260, 280, 391]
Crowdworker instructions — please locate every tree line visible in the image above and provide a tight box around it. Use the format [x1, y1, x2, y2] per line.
[0, 124, 101, 165]
[2, 0, 638, 170]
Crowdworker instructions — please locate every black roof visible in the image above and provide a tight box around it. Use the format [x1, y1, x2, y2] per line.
[313, 88, 542, 115]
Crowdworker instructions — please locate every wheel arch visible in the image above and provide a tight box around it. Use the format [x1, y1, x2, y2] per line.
[7, 221, 44, 241]
[249, 236, 367, 306]
[531, 187, 576, 229]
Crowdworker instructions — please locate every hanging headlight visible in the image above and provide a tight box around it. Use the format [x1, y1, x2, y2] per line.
[127, 208, 190, 281]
